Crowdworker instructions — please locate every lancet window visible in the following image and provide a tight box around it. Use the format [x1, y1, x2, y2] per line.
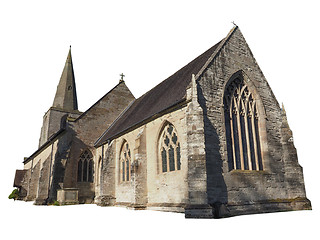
[159, 123, 181, 173]
[224, 77, 263, 171]
[77, 150, 94, 182]
[120, 141, 131, 182]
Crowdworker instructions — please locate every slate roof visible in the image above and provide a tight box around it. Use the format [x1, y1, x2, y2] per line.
[95, 36, 229, 146]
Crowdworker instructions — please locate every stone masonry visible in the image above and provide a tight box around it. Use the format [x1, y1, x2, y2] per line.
[13, 26, 311, 218]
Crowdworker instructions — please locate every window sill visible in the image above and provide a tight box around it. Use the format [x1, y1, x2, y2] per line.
[159, 169, 182, 175]
[228, 169, 269, 175]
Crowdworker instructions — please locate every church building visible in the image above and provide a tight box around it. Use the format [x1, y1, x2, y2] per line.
[13, 26, 311, 218]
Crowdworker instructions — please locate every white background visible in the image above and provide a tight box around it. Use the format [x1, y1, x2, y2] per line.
[0, 1, 319, 239]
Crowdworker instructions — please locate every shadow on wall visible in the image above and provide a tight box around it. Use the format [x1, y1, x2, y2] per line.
[48, 128, 74, 202]
[197, 82, 311, 218]
[197, 84, 228, 216]
[48, 125, 95, 204]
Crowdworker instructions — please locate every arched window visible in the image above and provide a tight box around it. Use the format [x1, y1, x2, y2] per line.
[120, 141, 131, 182]
[224, 77, 263, 171]
[77, 150, 94, 182]
[159, 123, 181, 173]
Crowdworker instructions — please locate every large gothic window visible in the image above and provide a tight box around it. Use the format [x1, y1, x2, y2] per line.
[159, 123, 181, 173]
[224, 77, 263, 171]
[120, 141, 131, 182]
[77, 150, 94, 182]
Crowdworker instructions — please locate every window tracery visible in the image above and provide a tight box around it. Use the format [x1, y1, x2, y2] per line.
[159, 123, 181, 173]
[77, 150, 94, 182]
[224, 77, 263, 171]
[120, 141, 131, 182]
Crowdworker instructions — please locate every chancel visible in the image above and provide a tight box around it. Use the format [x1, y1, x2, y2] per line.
[13, 26, 311, 218]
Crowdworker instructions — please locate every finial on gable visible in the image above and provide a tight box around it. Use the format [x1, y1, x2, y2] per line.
[119, 73, 125, 83]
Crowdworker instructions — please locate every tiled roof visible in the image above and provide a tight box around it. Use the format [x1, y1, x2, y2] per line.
[95, 39, 224, 146]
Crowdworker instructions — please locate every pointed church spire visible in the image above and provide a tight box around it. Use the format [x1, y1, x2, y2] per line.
[52, 46, 78, 112]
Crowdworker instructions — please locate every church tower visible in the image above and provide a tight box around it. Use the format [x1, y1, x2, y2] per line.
[38, 47, 81, 147]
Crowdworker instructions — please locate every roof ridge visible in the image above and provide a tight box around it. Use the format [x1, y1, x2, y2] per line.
[94, 30, 231, 145]
[75, 81, 133, 122]
[131, 38, 226, 102]
[195, 26, 238, 79]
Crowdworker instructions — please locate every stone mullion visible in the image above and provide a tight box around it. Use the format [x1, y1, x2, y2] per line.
[165, 134, 170, 172]
[166, 142, 170, 172]
[124, 157, 127, 181]
[120, 159, 122, 182]
[174, 140, 178, 171]
[229, 106, 237, 170]
[243, 99, 252, 170]
[125, 151, 130, 181]
[160, 143, 165, 172]
[251, 102, 260, 170]
[166, 144, 170, 172]
[124, 159, 126, 182]
[161, 137, 169, 173]
[128, 154, 131, 180]
[160, 147, 164, 172]
[85, 160, 89, 182]
[122, 159, 125, 182]
[120, 158, 124, 182]
[236, 98, 244, 170]
[127, 156, 129, 181]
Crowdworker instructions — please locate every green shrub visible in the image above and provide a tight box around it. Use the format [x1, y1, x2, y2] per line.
[8, 189, 19, 200]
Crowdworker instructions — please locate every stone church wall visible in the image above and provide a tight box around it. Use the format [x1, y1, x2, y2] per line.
[111, 125, 148, 208]
[25, 162, 40, 201]
[98, 106, 188, 211]
[197, 27, 310, 216]
[95, 142, 116, 206]
[63, 82, 135, 203]
[14, 27, 310, 217]
[38, 108, 80, 148]
[114, 132, 135, 204]
[145, 108, 188, 211]
[35, 156, 51, 204]
[23, 137, 60, 202]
